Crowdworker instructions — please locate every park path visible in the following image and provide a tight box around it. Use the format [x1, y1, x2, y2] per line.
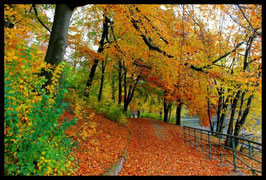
[118, 118, 233, 176]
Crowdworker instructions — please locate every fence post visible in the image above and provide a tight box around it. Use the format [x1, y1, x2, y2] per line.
[232, 137, 237, 172]
[208, 132, 211, 157]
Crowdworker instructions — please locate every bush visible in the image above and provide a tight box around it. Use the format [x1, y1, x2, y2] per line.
[89, 99, 127, 126]
[62, 63, 88, 95]
[4, 48, 77, 176]
[140, 112, 162, 121]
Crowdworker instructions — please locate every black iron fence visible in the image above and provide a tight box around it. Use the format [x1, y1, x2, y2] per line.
[183, 126, 262, 176]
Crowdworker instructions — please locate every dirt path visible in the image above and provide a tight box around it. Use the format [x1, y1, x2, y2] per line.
[119, 118, 233, 176]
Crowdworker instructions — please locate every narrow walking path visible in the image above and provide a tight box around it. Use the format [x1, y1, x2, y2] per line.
[119, 118, 232, 175]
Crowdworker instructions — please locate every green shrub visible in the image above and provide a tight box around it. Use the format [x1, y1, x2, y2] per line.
[62, 63, 88, 95]
[4, 53, 77, 175]
[89, 99, 127, 126]
[140, 112, 162, 121]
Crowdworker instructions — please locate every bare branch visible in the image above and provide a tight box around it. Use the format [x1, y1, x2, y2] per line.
[32, 4, 51, 33]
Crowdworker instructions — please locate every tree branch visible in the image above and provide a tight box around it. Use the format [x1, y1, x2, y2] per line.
[237, 4, 262, 37]
[32, 4, 51, 33]
[191, 41, 245, 72]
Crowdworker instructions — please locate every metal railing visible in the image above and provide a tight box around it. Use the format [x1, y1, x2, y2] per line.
[183, 126, 262, 176]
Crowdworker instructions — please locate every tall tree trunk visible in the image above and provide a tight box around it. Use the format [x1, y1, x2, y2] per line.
[159, 108, 162, 120]
[225, 33, 255, 147]
[207, 100, 214, 132]
[163, 100, 168, 122]
[123, 101, 129, 113]
[111, 72, 116, 102]
[42, 4, 74, 88]
[225, 90, 241, 147]
[98, 60, 106, 101]
[84, 60, 99, 97]
[118, 60, 122, 105]
[233, 95, 253, 147]
[216, 93, 230, 134]
[176, 102, 182, 125]
[168, 103, 172, 122]
[163, 99, 171, 123]
[207, 87, 214, 132]
[123, 71, 140, 113]
[123, 65, 127, 112]
[84, 15, 109, 97]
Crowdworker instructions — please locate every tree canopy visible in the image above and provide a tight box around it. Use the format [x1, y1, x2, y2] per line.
[4, 4, 261, 176]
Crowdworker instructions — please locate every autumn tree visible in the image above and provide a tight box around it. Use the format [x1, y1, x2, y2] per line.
[42, 4, 86, 88]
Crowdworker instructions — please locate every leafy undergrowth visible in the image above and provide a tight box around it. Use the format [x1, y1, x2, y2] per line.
[61, 107, 128, 175]
[119, 118, 233, 176]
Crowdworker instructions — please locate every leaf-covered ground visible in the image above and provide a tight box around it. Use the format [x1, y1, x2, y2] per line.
[119, 118, 233, 175]
[63, 110, 237, 176]
[63, 109, 129, 175]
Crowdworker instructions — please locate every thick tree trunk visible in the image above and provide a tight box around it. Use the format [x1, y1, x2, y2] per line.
[163, 99, 171, 123]
[163, 102, 168, 122]
[137, 110, 140, 118]
[42, 4, 74, 87]
[176, 102, 182, 125]
[123, 101, 129, 113]
[159, 108, 162, 120]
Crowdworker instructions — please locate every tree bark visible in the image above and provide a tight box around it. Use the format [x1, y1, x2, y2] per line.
[176, 102, 182, 125]
[159, 108, 162, 120]
[42, 4, 74, 87]
[111, 72, 116, 102]
[84, 15, 109, 97]
[118, 60, 123, 105]
[163, 99, 172, 123]
[233, 94, 253, 147]
[225, 33, 255, 147]
[216, 89, 230, 134]
[206, 87, 214, 132]
[122, 69, 140, 113]
[163, 100, 168, 122]
[123, 65, 127, 112]
[98, 60, 106, 101]
[225, 90, 241, 147]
